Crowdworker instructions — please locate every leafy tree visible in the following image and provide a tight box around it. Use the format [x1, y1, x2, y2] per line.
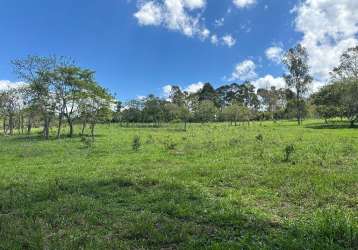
[237, 82, 259, 109]
[282, 44, 313, 125]
[312, 84, 342, 123]
[143, 95, 163, 126]
[169, 85, 185, 106]
[197, 83, 218, 106]
[194, 100, 217, 122]
[12, 55, 61, 139]
[0, 88, 22, 135]
[222, 103, 241, 126]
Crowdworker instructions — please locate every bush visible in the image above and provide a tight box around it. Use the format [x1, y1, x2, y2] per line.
[284, 144, 295, 162]
[163, 139, 177, 151]
[132, 135, 141, 151]
[256, 134, 263, 142]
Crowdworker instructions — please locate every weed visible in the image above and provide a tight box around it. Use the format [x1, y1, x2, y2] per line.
[284, 144, 295, 162]
[132, 135, 141, 151]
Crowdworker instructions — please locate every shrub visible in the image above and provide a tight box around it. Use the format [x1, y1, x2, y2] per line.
[163, 139, 177, 151]
[132, 135, 141, 151]
[256, 134, 263, 142]
[284, 144, 295, 162]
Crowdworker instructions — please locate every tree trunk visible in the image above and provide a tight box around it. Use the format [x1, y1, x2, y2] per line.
[57, 113, 64, 139]
[81, 120, 87, 136]
[3, 118, 6, 135]
[68, 120, 73, 138]
[90, 122, 95, 139]
[43, 115, 50, 140]
[9, 114, 14, 135]
[350, 120, 355, 128]
[27, 116, 32, 135]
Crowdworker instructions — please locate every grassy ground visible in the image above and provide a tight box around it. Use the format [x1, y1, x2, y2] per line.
[0, 120, 357, 249]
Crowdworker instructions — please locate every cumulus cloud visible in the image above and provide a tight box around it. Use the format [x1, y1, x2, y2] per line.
[265, 46, 284, 64]
[133, 0, 236, 47]
[252, 75, 286, 90]
[229, 60, 257, 81]
[233, 0, 256, 9]
[134, 0, 208, 39]
[0, 80, 25, 91]
[222, 34, 236, 47]
[162, 84, 173, 97]
[294, 0, 358, 81]
[134, 1, 163, 25]
[184, 82, 204, 93]
[183, 0, 206, 10]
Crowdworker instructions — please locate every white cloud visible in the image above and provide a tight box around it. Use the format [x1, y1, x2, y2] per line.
[265, 46, 284, 64]
[162, 84, 173, 97]
[133, 0, 236, 47]
[233, 0, 256, 9]
[229, 60, 257, 81]
[183, 0, 206, 10]
[210, 35, 219, 45]
[294, 0, 358, 81]
[134, 1, 163, 26]
[134, 0, 209, 40]
[136, 95, 147, 100]
[222, 34, 236, 47]
[0, 80, 25, 91]
[252, 75, 286, 90]
[184, 82, 204, 93]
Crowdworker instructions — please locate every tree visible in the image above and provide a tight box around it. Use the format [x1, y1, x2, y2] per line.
[222, 103, 241, 126]
[237, 82, 259, 109]
[12, 55, 61, 139]
[142, 95, 163, 126]
[311, 84, 342, 123]
[330, 46, 358, 126]
[197, 83, 218, 106]
[282, 44, 313, 125]
[0, 88, 22, 135]
[194, 100, 217, 122]
[169, 85, 185, 106]
[216, 83, 240, 108]
[257, 86, 284, 121]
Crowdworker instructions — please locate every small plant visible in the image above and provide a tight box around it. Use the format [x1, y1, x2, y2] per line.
[132, 135, 141, 151]
[256, 134, 263, 142]
[284, 144, 295, 162]
[163, 139, 177, 151]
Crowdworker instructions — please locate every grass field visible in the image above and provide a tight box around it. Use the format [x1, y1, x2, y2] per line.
[0, 121, 357, 249]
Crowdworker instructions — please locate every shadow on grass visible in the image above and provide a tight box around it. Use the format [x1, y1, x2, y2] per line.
[0, 177, 356, 249]
[305, 121, 357, 130]
[7, 133, 105, 142]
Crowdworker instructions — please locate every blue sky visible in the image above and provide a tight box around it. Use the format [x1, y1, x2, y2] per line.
[1, 0, 357, 100]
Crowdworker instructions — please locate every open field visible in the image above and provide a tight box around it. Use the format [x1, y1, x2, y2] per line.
[0, 121, 357, 249]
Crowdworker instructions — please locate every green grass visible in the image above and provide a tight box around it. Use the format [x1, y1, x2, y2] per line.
[0, 121, 357, 249]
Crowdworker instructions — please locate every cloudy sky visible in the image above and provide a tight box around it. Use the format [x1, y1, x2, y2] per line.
[1, 0, 357, 99]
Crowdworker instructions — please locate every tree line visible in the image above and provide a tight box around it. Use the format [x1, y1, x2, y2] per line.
[1, 45, 358, 139]
[0, 56, 114, 139]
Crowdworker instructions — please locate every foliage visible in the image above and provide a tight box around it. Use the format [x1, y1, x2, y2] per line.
[132, 135, 141, 151]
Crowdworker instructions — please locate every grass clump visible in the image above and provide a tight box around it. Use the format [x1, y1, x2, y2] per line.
[132, 135, 141, 151]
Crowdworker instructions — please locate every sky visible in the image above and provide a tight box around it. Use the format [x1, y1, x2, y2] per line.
[1, 0, 358, 100]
